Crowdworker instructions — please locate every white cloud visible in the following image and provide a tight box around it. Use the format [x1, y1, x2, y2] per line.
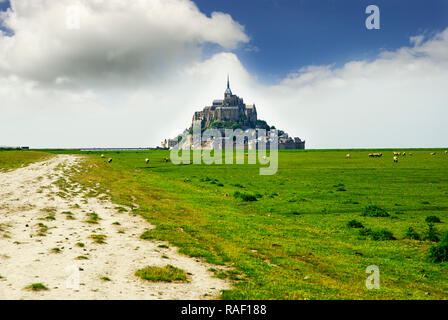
[0, 0, 248, 87]
[257, 28, 448, 148]
[0, 0, 447, 149]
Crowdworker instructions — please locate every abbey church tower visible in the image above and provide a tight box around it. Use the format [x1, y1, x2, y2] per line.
[192, 76, 258, 129]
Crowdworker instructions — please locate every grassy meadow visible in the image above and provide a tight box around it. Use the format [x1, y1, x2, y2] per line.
[3, 149, 448, 299]
[0, 150, 51, 171]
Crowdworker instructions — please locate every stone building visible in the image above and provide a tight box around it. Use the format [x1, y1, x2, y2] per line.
[192, 76, 257, 129]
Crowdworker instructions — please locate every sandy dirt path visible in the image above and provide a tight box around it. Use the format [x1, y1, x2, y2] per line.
[0, 155, 229, 299]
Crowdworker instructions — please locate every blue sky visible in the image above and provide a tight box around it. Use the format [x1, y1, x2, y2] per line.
[194, 0, 448, 83]
[0, 0, 10, 33]
[0, 0, 8, 10]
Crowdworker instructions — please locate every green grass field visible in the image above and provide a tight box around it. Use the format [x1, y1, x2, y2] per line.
[0, 150, 51, 171]
[3, 149, 448, 299]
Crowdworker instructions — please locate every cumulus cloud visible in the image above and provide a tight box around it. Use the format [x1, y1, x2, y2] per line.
[257, 28, 448, 148]
[0, 0, 447, 149]
[0, 0, 249, 87]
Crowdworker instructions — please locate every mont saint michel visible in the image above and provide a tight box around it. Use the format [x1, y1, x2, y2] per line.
[161, 77, 305, 150]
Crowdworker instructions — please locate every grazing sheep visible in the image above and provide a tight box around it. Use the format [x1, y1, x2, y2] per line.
[393, 156, 398, 163]
[346, 154, 351, 159]
[145, 158, 150, 164]
[445, 150, 448, 155]
[409, 152, 413, 156]
[164, 157, 169, 163]
[108, 158, 113, 163]
[369, 153, 382, 158]
[393, 152, 401, 156]
[430, 152, 436, 156]
[101, 154, 105, 158]
[402, 152, 406, 156]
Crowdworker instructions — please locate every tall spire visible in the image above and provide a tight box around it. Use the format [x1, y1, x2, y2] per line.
[225, 74, 232, 95]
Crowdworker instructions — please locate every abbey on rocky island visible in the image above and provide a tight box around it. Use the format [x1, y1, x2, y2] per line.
[161, 77, 305, 150]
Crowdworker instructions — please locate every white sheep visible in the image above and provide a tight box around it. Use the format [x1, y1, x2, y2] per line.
[108, 158, 113, 163]
[393, 156, 398, 163]
[346, 154, 351, 159]
[101, 154, 105, 158]
[145, 158, 150, 164]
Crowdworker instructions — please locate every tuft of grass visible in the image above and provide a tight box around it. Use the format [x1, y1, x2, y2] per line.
[231, 183, 245, 188]
[347, 219, 364, 229]
[100, 276, 111, 281]
[214, 269, 245, 281]
[75, 256, 89, 260]
[84, 212, 100, 224]
[361, 205, 390, 217]
[424, 223, 440, 242]
[37, 223, 48, 233]
[112, 221, 121, 225]
[233, 191, 257, 202]
[158, 244, 169, 248]
[40, 207, 57, 214]
[405, 227, 421, 240]
[51, 247, 62, 253]
[425, 216, 441, 223]
[428, 232, 448, 263]
[76, 242, 85, 248]
[89, 234, 107, 244]
[359, 228, 395, 241]
[25, 283, 48, 291]
[135, 265, 187, 282]
[62, 211, 75, 220]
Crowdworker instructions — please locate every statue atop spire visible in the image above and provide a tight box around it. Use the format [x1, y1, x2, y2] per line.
[225, 74, 232, 96]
